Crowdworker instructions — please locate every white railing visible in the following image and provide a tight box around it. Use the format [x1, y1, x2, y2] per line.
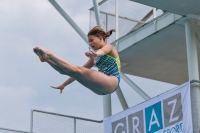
[30, 109, 103, 133]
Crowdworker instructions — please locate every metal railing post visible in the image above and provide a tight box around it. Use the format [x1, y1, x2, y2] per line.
[105, 13, 108, 42]
[153, 8, 157, 18]
[30, 109, 33, 133]
[74, 118, 76, 133]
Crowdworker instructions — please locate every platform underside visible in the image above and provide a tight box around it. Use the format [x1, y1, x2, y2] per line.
[119, 22, 200, 85]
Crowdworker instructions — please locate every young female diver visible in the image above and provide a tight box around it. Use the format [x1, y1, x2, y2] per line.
[33, 26, 121, 95]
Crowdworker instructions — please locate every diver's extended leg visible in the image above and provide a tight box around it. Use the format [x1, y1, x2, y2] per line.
[34, 47, 118, 94]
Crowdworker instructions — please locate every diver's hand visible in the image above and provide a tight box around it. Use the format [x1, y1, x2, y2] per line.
[85, 51, 98, 64]
[51, 84, 65, 94]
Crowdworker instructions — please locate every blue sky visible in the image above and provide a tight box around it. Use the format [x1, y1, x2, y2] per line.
[0, 0, 176, 131]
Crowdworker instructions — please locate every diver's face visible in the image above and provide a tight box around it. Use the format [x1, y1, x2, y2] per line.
[88, 35, 103, 50]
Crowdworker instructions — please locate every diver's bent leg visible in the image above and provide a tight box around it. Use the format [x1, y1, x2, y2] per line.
[73, 75, 104, 95]
[73, 66, 118, 94]
[46, 60, 66, 75]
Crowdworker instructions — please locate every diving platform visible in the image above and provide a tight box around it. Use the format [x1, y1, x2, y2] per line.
[130, 0, 200, 16]
[114, 12, 200, 85]
[115, 0, 200, 85]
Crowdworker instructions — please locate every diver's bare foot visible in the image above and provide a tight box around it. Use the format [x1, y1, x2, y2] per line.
[33, 46, 51, 62]
[33, 48, 45, 62]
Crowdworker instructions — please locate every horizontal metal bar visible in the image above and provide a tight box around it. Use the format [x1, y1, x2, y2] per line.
[32, 109, 103, 123]
[0, 127, 29, 133]
[99, 11, 145, 24]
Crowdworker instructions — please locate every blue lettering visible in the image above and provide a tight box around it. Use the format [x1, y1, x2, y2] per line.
[176, 125, 179, 131]
[145, 102, 163, 133]
[170, 127, 177, 132]
[180, 123, 183, 130]
[163, 123, 183, 133]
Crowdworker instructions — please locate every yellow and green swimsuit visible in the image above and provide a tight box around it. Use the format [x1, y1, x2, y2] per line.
[95, 54, 121, 93]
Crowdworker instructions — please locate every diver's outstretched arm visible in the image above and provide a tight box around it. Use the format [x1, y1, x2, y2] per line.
[51, 77, 75, 94]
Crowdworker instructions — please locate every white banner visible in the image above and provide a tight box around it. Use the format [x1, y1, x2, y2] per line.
[104, 82, 193, 133]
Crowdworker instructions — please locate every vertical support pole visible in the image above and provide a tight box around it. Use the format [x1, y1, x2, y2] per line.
[116, 86, 129, 110]
[105, 13, 108, 42]
[115, 0, 119, 49]
[103, 94, 112, 118]
[89, 10, 92, 30]
[106, 13, 108, 31]
[185, 19, 200, 133]
[185, 19, 199, 80]
[30, 110, 33, 133]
